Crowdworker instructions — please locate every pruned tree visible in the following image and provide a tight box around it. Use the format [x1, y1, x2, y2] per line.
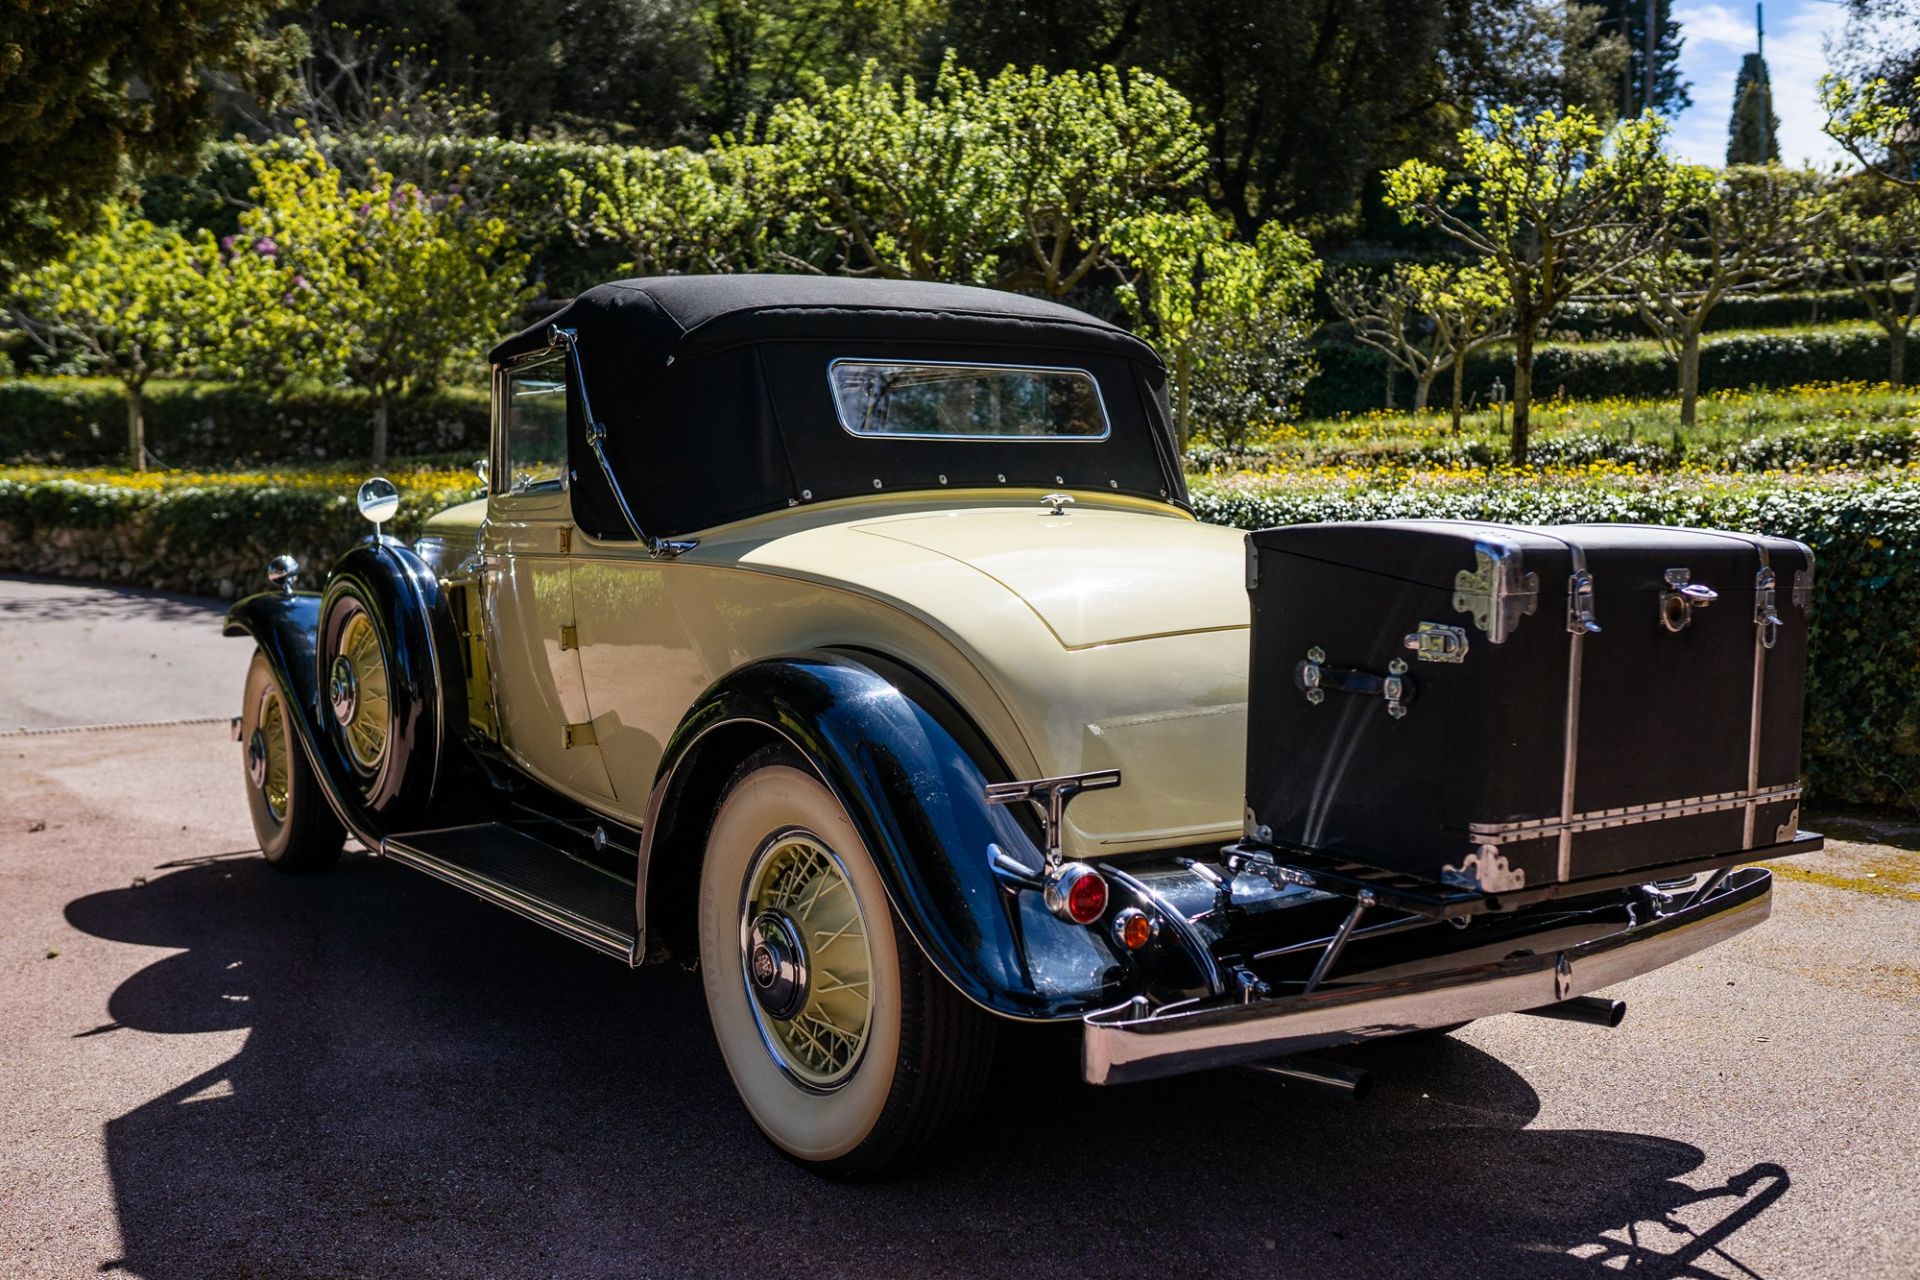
[1327, 261, 1509, 430]
[562, 143, 790, 275]
[1384, 105, 1675, 462]
[1624, 164, 1822, 425]
[216, 146, 533, 464]
[6, 204, 221, 468]
[763, 55, 1206, 294]
[1110, 205, 1320, 454]
[1813, 174, 1920, 385]
[1821, 73, 1920, 189]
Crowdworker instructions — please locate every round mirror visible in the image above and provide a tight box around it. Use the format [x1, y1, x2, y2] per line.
[356, 477, 400, 526]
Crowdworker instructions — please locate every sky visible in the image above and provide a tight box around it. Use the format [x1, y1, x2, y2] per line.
[1667, 0, 1853, 166]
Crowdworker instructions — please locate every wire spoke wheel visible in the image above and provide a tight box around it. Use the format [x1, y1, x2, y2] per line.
[255, 689, 291, 820]
[741, 831, 874, 1089]
[335, 610, 391, 771]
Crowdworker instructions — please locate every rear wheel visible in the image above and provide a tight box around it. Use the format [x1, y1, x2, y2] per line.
[240, 651, 344, 872]
[697, 747, 996, 1179]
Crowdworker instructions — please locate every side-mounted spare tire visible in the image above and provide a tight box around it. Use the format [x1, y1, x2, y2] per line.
[314, 542, 464, 828]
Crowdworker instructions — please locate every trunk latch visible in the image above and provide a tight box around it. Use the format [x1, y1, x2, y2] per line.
[1296, 648, 1414, 719]
[1659, 568, 1719, 633]
[1754, 566, 1782, 649]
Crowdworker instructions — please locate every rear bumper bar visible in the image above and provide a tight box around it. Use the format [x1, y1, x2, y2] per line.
[1082, 865, 1773, 1085]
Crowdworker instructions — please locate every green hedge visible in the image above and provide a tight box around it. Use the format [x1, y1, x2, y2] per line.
[1192, 467, 1920, 813]
[1304, 324, 1899, 420]
[0, 468, 477, 599]
[0, 378, 491, 468]
[1550, 286, 1911, 340]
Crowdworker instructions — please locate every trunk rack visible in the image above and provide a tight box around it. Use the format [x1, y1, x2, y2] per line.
[1216, 831, 1822, 997]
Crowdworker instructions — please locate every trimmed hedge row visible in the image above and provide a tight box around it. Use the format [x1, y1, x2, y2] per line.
[1304, 324, 1899, 420]
[1550, 286, 1912, 340]
[1193, 466, 1920, 813]
[0, 468, 477, 599]
[0, 378, 491, 468]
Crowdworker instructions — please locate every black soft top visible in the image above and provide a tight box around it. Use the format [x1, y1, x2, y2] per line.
[490, 276, 1186, 541]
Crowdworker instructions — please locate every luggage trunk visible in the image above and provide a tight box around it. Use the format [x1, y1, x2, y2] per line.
[1243, 520, 1813, 896]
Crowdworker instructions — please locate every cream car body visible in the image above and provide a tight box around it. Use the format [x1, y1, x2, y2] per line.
[428, 489, 1250, 858]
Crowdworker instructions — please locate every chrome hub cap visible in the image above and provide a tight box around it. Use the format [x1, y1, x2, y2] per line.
[740, 831, 873, 1090]
[328, 655, 358, 726]
[746, 911, 808, 1020]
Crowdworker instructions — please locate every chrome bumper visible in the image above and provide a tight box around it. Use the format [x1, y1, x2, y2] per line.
[1082, 866, 1773, 1086]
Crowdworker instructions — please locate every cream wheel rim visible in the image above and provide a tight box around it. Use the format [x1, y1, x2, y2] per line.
[739, 830, 874, 1090]
[333, 610, 390, 771]
[249, 687, 292, 821]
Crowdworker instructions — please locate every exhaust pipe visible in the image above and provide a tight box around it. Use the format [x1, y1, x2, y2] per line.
[1240, 1055, 1374, 1102]
[1521, 995, 1627, 1028]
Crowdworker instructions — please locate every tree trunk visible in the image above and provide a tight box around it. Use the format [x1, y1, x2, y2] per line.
[1450, 356, 1467, 434]
[373, 389, 392, 468]
[1892, 328, 1908, 389]
[1382, 360, 1395, 410]
[126, 383, 146, 472]
[1509, 327, 1535, 465]
[1678, 327, 1703, 429]
[1413, 371, 1434, 413]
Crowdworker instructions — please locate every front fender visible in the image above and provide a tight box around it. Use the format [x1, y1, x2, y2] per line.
[639, 652, 1131, 1020]
[224, 589, 386, 845]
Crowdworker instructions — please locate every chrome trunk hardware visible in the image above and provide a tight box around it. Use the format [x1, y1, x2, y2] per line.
[1567, 569, 1601, 635]
[549, 325, 699, 559]
[1467, 782, 1803, 844]
[983, 769, 1121, 872]
[1403, 621, 1469, 663]
[265, 554, 300, 595]
[1658, 568, 1720, 633]
[1440, 845, 1527, 893]
[1792, 566, 1814, 609]
[1294, 648, 1414, 718]
[1452, 543, 1539, 643]
[1040, 492, 1075, 516]
[1754, 566, 1783, 649]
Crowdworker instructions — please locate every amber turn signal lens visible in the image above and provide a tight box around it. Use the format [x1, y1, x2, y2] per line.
[1113, 908, 1153, 951]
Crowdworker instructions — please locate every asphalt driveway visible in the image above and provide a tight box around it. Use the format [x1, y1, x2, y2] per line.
[0, 573, 1915, 1279]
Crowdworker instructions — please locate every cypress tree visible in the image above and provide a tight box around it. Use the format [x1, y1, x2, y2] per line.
[1728, 53, 1782, 164]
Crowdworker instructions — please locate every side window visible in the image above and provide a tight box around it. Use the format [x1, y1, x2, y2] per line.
[503, 354, 569, 493]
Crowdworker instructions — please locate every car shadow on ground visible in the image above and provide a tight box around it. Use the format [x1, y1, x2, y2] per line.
[66, 855, 1791, 1280]
[0, 573, 228, 624]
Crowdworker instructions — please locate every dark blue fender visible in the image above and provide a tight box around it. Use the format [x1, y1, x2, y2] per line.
[223, 540, 463, 842]
[638, 651, 1151, 1020]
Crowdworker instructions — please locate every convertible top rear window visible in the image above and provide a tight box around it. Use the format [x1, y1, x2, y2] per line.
[829, 360, 1109, 441]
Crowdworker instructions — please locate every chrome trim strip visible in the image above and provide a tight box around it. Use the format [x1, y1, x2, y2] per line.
[1082, 867, 1773, 1086]
[1558, 546, 1591, 882]
[1744, 545, 1772, 850]
[381, 836, 636, 961]
[1467, 784, 1803, 843]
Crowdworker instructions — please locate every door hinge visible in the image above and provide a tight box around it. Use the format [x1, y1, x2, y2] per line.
[557, 528, 571, 554]
[563, 722, 597, 748]
[559, 624, 579, 651]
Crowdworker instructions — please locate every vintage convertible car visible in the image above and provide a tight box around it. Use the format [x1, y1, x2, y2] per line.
[227, 276, 1821, 1178]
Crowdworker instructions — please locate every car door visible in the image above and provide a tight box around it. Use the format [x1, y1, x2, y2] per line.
[482, 352, 618, 803]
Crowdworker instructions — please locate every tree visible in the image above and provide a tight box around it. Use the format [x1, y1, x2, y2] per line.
[219, 147, 532, 464]
[0, 0, 302, 272]
[1385, 106, 1674, 463]
[1595, 0, 1690, 119]
[1327, 261, 1509, 429]
[1474, 2, 1635, 123]
[693, 0, 937, 134]
[1814, 175, 1920, 385]
[763, 56, 1206, 293]
[1110, 206, 1320, 453]
[562, 144, 788, 275]
[1728, 54, 1781, 165]
[1822, 73, 1920, 188]
[1625, 165, 1818, 425]
[6, 205, 221, 468]
[941, 0, 1534, 234]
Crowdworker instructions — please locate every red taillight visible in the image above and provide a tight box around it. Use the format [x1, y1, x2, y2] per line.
[1044, 863, 1108, 925]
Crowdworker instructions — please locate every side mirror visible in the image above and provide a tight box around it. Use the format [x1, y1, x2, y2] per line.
[266, 555, 300, 594]
[357, 476, 401, 541]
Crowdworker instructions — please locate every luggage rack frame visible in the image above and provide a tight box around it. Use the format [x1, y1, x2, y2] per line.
[1218, 831, 1823, 996]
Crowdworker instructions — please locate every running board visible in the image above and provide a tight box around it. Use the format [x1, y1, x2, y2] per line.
[381, 823, 638, 963]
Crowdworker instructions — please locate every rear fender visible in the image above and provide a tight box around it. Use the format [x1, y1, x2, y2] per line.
[637, 651, 1136, 1019]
